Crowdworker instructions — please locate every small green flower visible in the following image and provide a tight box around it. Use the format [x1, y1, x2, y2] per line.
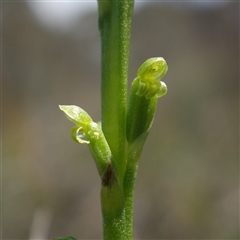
[136, 57, 168, 99]
[59, 105, 112, 177]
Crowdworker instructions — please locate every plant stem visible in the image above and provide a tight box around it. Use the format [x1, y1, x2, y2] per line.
[124, 139, 146, 239]
[123, 160, 138, 239]
[101, 166, 126, 240]
[98, 0, 134, 184]
[98, 0, 134, 239]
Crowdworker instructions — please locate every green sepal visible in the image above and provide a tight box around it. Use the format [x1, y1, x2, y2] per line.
[59, 105, 92, 128]
[137, 57, 168, 81]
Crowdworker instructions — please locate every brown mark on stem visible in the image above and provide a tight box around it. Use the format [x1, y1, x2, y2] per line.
[101, 161, 115, 188]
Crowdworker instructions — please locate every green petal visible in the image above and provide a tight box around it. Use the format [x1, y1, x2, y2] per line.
[71, 126, 90, 144]
[156, 81, 167, 98]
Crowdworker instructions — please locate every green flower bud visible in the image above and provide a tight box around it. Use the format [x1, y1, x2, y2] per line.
[136, 57, 168, 99]
[127, 57, 168, 145]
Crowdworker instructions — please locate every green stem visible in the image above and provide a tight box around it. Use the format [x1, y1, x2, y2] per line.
[124, 140, 145, 239]
[101, 164, 126, 240]
[123, 159, 138, 240]
[98, 0, 134, 239]
[98, 0, 134, 184]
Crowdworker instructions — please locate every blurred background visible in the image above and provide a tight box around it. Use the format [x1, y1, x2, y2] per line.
[2, 1, 239, 239]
